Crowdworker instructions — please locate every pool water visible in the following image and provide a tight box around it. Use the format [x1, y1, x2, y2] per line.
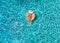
[0, 0, 60, 43]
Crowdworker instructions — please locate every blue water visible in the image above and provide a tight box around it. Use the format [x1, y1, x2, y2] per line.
[0, 0, 60, 43]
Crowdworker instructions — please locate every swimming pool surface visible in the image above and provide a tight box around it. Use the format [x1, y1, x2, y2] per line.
[0, 0, 60, 43]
